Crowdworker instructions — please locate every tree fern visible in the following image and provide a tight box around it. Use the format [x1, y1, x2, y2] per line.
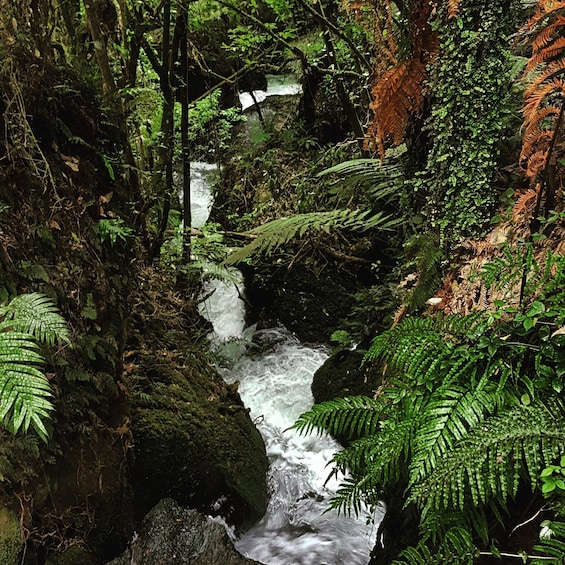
[0, 293, 69, 442]
[223, 209, 401, 265]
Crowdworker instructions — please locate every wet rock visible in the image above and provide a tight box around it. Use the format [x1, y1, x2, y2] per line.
[246, 263, 360, 343]
[129, 346, 268, 532]
[312, 349, 377, 404]
[106, 498, 261, 565]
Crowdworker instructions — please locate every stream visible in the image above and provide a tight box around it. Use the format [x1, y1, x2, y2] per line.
[191, 115, 379, 561]
[200, 280, 378, 564]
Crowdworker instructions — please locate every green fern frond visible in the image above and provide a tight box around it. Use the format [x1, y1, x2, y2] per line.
[391, 527, 477, 565]
[532, 521, 565, 564]
[291, 395, 384, 439]
[317, 154, 405, 203]
[0, 332, 53, 442]
[363, 313, 488, 384]
[223, 209, 401, 265]
[326, 423, 414, 516]
[0, 292, 70, 346]
[408, 400, 565, 514]
[0, 293, 70, 441]
[409, 376, 502, 484]
[335, 418, 413, 475]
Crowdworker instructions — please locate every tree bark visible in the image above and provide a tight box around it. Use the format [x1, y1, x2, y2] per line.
[82, 0, 118, 94]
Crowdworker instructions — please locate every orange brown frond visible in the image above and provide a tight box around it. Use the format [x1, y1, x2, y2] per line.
[447, 0, 461, 19]
[366, 59, 427, 157]
[525, 0, 565, 32]
[521, 1, 565, 183]
[512, 189, 538, 222]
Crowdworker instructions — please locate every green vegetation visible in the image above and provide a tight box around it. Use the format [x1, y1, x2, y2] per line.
[3, 0, 565, 562]
[0, 293, 69, 442]
[294, 248, 565, 561]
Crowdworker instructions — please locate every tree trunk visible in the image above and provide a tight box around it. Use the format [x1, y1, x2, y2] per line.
[82, 0, 117, 94]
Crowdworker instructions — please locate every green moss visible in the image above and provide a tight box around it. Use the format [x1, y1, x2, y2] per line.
[0, 507, 23, 565]
[130, 347, 268, 531]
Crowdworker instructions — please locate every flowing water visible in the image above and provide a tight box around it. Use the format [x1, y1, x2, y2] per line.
[194, 80, 380, 563]
[199, 278, 379, 565]
[239, 74, 302, 111]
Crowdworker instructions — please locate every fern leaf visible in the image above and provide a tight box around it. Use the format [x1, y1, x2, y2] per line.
[223, 209, 400, 265]
[409, 376, 501, 484]
[317, 156, 405, 203]
[0, 333, 53, 442]
[1, 293, 70, 346]
[532, 521, 565, 564]
[367, 59, 427, 157]
[521, 3, 565, 183]
[291, 396, 384, 439]
[391, 526, 477, 565]
[408, 400, 565, 514]
[447, 0, 461, 20]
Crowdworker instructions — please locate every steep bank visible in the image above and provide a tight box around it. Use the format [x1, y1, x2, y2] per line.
[0, 42, 268, 565]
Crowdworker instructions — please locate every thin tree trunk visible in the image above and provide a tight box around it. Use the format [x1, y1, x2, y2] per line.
[83, 0, 117, 94]
[180, 12, 191, 268]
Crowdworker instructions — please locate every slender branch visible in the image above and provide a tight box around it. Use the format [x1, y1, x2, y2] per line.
[294, 0, 372, 72]
[217, 0, 309, 70]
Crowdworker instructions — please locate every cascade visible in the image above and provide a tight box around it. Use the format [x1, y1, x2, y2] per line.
[191, 139, 379, 563]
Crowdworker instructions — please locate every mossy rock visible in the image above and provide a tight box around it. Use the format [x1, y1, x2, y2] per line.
[246, 263, 361, 343]
[130, 347, 268, 532]
[311, 349, 377, 404]
[0, 507, 23, 565]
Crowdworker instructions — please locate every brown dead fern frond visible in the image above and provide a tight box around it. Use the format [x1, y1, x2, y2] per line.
[364, 0, 438, 156]
[447, 0, 461, 20]
[521, 2, 565, 184]
[512, 189, 538, 222]
[366, 58, 427, 157]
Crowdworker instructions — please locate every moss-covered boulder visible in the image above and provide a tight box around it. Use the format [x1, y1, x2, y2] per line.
[246, 263, 363, 343]
[129, 346, 268, 532]
[0, 507, 23, 565]
[311, 349, 377, 404]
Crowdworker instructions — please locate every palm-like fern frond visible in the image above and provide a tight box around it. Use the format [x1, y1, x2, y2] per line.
[328, 418, 414, 511]
[223, 209, 400, 265]
[0, 332, 53, 442]
[409, 400, 565, 514]
[391, 526, 477, 565]
[409, 375, 503, 484]
[0, 292, 70, 346]
[363, 313, 489, 381]
[316, 151, 405, 204]
[291, 395, 385, 439]
[0, 293, 69, 441]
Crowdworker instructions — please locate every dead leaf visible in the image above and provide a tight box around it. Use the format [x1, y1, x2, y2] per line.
[48, 219, 61, 230]
[99, 191, 113, 205]
[61, 154, 79, 172]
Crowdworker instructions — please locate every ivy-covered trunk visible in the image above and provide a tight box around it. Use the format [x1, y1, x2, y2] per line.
[418, 1, 519, 243]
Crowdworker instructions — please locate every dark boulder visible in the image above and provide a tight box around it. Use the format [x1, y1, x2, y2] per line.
[129, 345, 269, 532]
[106, 498, 262, 565]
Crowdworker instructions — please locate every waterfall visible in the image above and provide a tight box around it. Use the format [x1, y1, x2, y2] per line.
[192, 80, 380, 562]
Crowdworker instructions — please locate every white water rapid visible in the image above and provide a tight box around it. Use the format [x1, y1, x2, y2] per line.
[191, 83, 379, 563]
[199, 281, 378, 565]
[239, 74, 302, 111]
